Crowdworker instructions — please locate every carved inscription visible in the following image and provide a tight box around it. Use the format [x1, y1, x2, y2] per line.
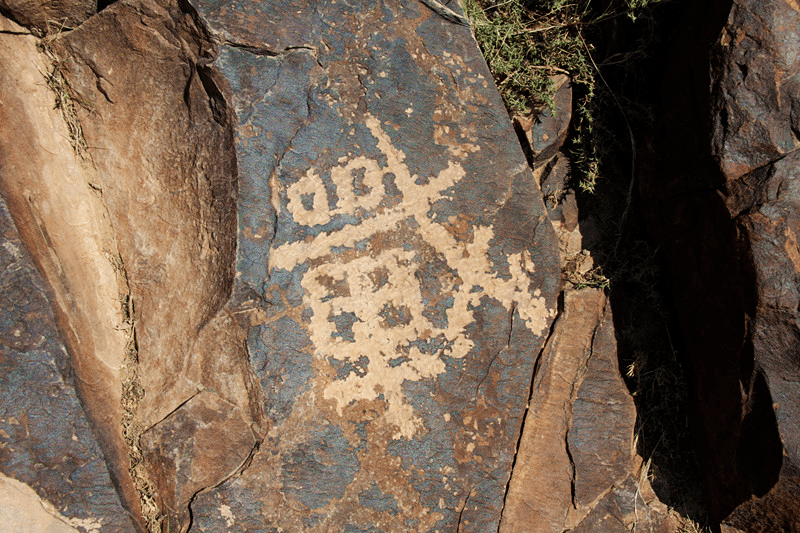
[271, 116, 552, 439]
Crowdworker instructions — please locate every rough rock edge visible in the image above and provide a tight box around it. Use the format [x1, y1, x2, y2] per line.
[33, 30, 161, 529]
[35, 46, 161, 530]
[0, 14, 165, 530]
[118, 293, 164, 533]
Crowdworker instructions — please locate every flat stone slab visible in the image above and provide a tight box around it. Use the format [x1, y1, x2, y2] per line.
[190, 1, 560, 530]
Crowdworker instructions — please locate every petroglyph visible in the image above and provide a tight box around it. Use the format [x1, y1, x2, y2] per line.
[271, 115, 553, 439]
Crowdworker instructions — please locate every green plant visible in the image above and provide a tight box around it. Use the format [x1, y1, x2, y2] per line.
[464, 0, 663, 191]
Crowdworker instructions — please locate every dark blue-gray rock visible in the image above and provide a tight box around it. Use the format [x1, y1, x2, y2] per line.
[186, 0, 561, 530]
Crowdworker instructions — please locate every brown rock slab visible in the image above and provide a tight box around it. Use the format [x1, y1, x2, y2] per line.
[500, 289, 668, 532]
[711, 0, 800, 181]
[0, 0, 96, 34]
[140, 390, 258, 528]
[0, 14, 142, 529]
[41, 0, 267, 526]
[514, 75, 573, 167]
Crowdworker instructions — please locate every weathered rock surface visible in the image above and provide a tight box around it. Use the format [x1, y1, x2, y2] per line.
[184, 1, 560, 530]
[1, 1, 263, 529]
[0, 472, 80, 533]
[0, 15, 142, 530]
[0, 192, 135, 531]
[500, 288, 672, 532]
[0, 0, 96, 34]
[514, 74, 573, 167]
[0, 0, 696, 531]
[712, 0, 800, 528]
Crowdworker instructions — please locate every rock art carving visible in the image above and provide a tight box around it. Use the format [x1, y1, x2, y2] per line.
[272, 115, 551, 440]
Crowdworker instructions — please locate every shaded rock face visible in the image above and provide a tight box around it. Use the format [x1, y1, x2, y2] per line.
[498, 74, 673, 533]
[642, 0, 800, 527]
[713, 0, 800, 528]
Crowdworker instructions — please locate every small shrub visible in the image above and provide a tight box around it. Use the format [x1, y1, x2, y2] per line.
[464, 0, 664, 191]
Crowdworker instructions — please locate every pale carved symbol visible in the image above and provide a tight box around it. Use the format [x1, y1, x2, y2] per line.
[271, 116, 552, 439]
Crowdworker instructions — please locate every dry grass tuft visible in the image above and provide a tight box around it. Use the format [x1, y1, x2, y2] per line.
[37, 37, 90, 157]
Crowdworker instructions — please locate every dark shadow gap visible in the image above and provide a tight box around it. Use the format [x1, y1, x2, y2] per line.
[568, 0, 735, 528]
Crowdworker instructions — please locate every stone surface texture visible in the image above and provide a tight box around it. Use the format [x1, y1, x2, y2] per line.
[0, 195, 136, 532]
[502, 75, 674, 533]
[185, 0, 560, 530]
[499, 288, 671, 533]
[0, 0, 96, 34]
[0, 472, 80, 533]
[0, 0, 691, 532]
[712, 0, 800, 528]
[0, 14, 142, 530]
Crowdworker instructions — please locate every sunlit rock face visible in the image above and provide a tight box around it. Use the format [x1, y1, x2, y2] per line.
[186, 1, 560, 530]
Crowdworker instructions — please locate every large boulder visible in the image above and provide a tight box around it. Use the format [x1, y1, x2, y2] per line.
[185, 0, 560, 530]
[2, 0, 564, 530]
[1, 0, 684, 531]
[500, 288, 672, 533]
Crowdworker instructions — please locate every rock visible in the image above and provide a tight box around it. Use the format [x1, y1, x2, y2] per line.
[722, 472, 800, 532]
[0, 14, 143, 529]
[500, 289, 670, 532]
[641, 0, 800, 526]
[0, 193, 135, 531]
[0, 472, 79, 533]
[0, 0, 96, 34]
[1, 0, 266, 528]
[711, 0, 800, 528]
[182, 0, 560, 530]
[514, 75, 573, 167]
[42, 0, 265, 527]
[711, 0, 800, 181]
[0, 0, 677, 531]
[139, 391, 258, 528]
